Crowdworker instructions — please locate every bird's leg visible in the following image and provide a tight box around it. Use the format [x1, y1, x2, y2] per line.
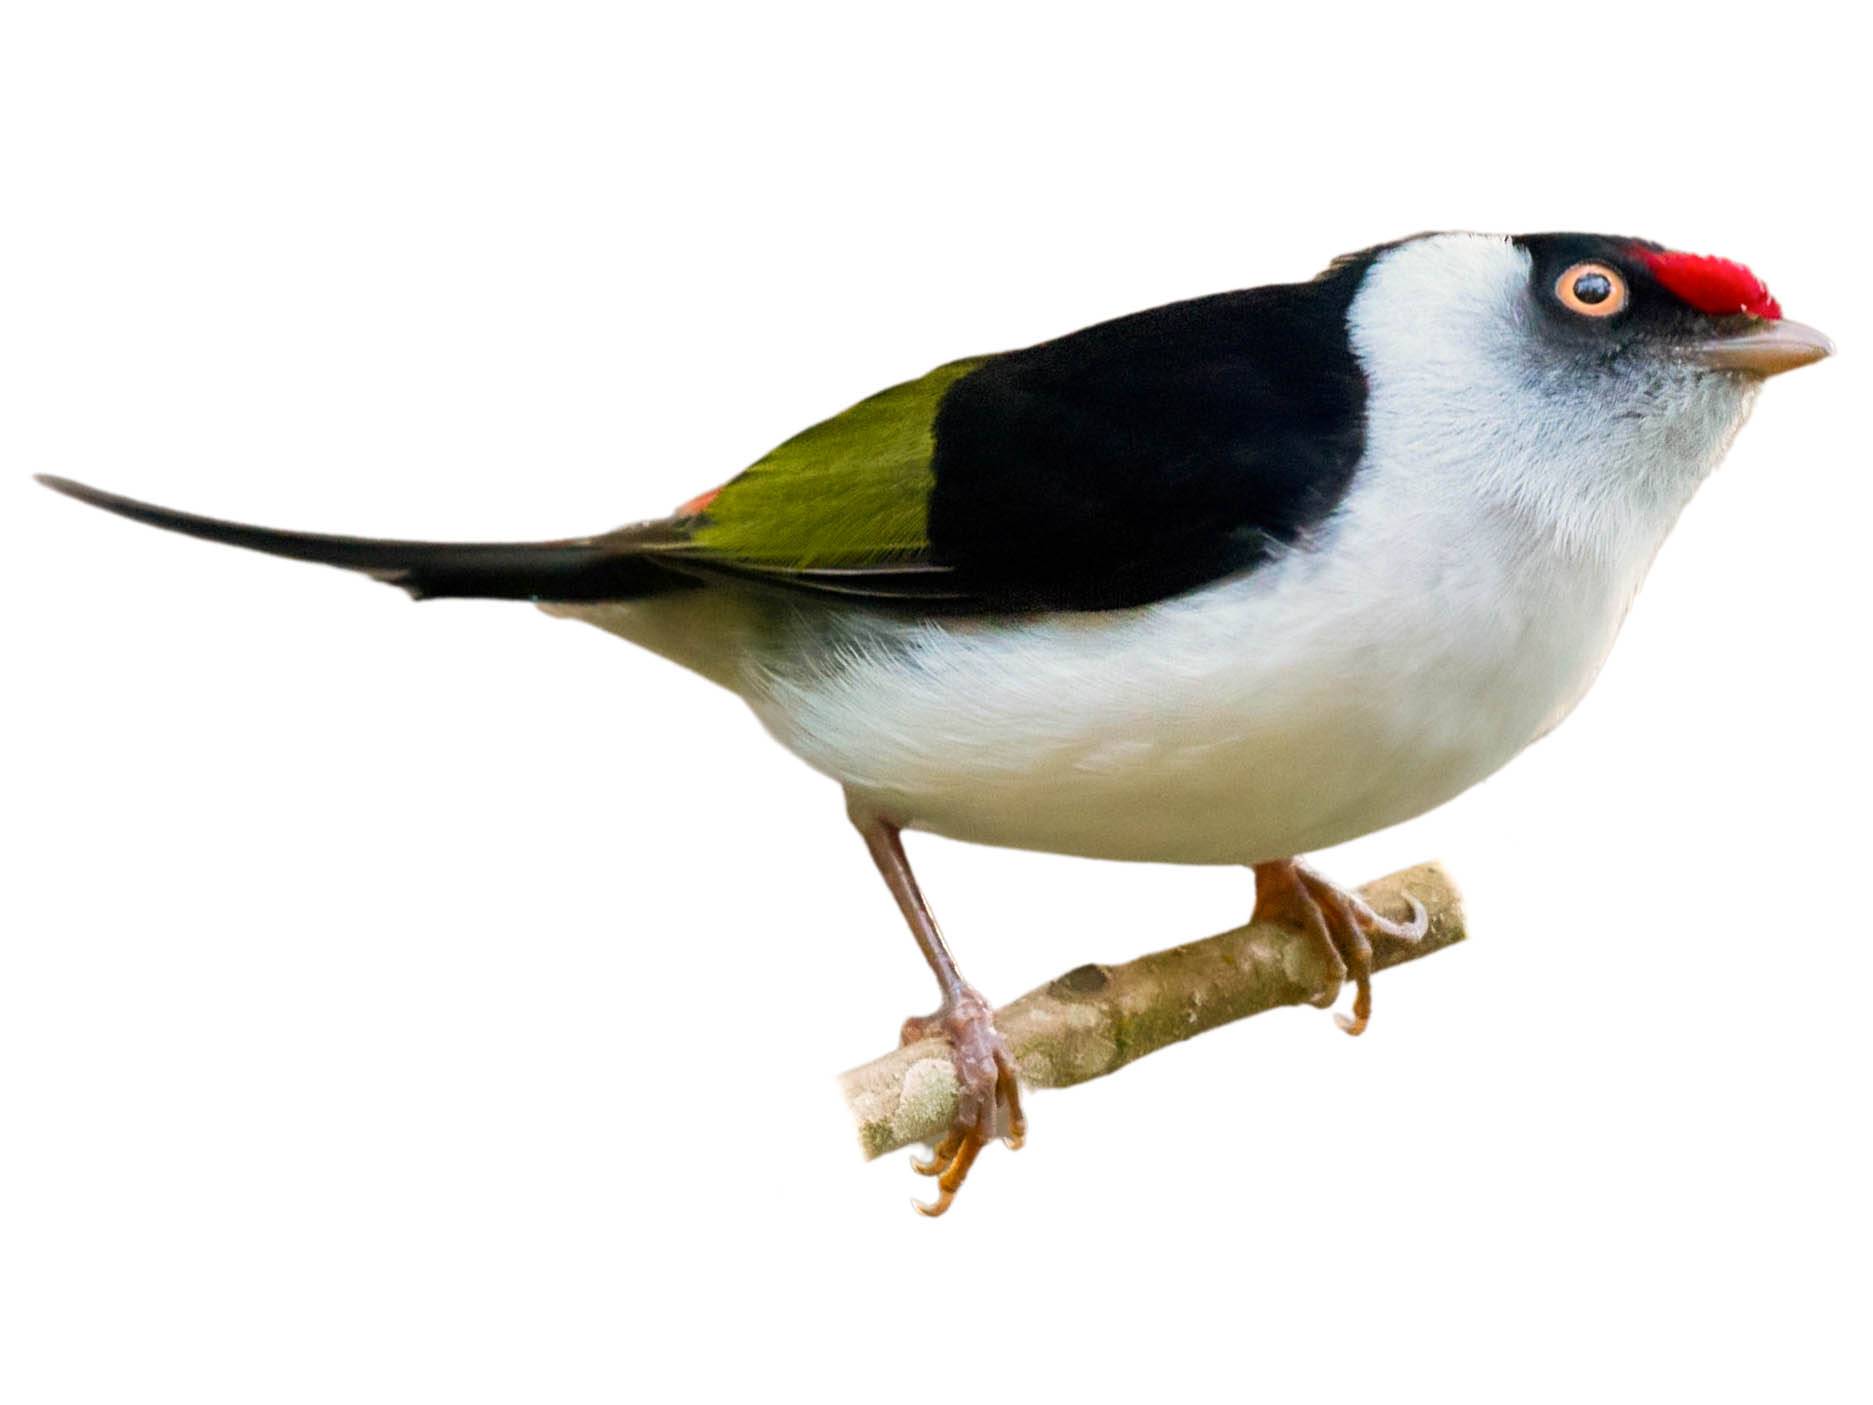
[848, 798, 1024, 1217]
[1251, 858, 1428, 1037]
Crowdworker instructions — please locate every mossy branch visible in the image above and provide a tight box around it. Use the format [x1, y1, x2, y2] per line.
[840, 862, 1465, 1159]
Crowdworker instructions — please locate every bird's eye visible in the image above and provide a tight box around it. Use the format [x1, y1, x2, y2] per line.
[1555, 262, 1629, 318]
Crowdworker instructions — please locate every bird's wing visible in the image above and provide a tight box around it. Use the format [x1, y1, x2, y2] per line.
[668, 253, 1376, 611]
[38, 253, 1380, 612]
[662, 357, 990, 603]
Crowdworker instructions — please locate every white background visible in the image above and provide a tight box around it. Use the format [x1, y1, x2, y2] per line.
[4, 4, 1867, 1401]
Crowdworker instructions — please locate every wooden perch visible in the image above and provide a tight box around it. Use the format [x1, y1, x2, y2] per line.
[840, 861, 1465, 1159]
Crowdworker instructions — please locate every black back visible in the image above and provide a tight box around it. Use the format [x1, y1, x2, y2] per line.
[925, 251, 1377, 609]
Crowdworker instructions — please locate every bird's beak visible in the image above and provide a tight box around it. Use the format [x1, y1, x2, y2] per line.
[1684, 318, 1835, 376]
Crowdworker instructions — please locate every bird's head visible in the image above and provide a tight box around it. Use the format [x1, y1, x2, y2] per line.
[1512, 231, 1831, 376]
[1344, 231, 1833, 557]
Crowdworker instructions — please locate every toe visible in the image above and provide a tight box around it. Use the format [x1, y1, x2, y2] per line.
[913, 1122, 989, 1217]
[910, 1130, 962, 1177]
[1346, 889, 1428, 942]
[996, 1049, 1027, 1149]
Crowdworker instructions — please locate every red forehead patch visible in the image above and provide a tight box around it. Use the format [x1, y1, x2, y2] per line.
[1631, 246, 1781, 320]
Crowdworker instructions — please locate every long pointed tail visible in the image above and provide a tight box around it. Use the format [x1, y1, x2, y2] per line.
[36, 475, 691, 602]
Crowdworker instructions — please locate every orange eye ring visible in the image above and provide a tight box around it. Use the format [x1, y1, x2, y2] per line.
[1556, 261, 1629, 318]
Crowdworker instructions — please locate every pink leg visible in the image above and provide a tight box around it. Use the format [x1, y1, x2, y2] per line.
[849, 798, 1025, 1217]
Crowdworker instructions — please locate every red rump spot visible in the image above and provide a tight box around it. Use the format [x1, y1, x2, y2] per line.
[1632, 245, 1781, 320]
[676, 485, 722, 516]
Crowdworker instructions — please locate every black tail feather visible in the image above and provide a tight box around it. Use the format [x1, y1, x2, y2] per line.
[36, 475, 690, 602]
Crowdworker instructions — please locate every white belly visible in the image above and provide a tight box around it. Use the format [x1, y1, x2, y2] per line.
[738, 512, 1635, 863]
[553, 471, 1652, 865]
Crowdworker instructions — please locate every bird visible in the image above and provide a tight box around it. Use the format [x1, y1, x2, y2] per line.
[39, 230, 1833, 1214]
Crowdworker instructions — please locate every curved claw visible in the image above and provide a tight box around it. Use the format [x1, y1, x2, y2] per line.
[1374, 892, 1429, 942]
[1339, 888, 1428, 943]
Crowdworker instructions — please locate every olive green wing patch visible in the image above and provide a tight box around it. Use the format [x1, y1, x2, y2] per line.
[686, 356, 987, 570]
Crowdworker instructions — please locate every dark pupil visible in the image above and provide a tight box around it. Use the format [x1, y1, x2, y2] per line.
[1573, 271, 1613, 305]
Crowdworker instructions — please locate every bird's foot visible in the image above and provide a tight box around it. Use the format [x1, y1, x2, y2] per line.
[1251, 859, 1428, 1036]
[899, 987, 1025, 1217]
